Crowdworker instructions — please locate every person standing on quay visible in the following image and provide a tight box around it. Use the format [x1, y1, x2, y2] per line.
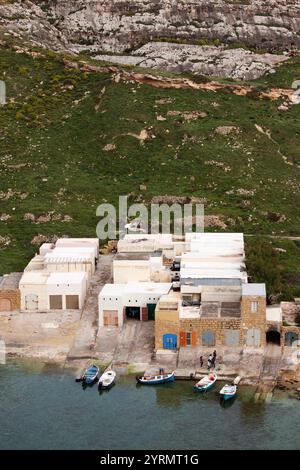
[200, 355, 203, 368]
[212, 350, 217, 369]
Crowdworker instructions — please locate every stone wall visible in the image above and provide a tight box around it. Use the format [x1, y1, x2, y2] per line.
[0, 289, 21, 312]
[241, 294, 266, 347]
[281, 325, 300, 347]
[155, 317, 180, 349]
[179, 317, 241, 347]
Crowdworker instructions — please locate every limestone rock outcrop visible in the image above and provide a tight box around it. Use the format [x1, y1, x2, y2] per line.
[94, 42, 289, 80]
[34, 0, 300, 52]
[0, 1, 299, 53]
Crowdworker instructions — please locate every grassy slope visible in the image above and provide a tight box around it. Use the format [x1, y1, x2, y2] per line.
[0, 38, 300, 292]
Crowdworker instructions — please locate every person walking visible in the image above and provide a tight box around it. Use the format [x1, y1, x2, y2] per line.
[207, 354, 213, 370]
[200, 355, 203, 368]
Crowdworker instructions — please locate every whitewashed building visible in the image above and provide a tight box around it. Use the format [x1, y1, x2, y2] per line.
[98, 282, 172, 327]
[19, 238, 97, 312]
[113, 252, 170, 284]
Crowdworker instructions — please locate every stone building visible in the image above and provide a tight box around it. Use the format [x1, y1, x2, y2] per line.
[155, 283, 266, 351]
[0, 273, 22, 312]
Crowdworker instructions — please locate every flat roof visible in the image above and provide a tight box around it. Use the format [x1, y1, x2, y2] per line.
[181, 261, 245, 269]
[46, 272, 87, 284]
[242, 283, 266, 296]
[123, 234, 173, 242]
[113, 251, 150, 262]
[20, 271, 50, 285]
[114, 252, 158, 261]
[181, 277, 242, 286]
[45, 247, 94, 263]
[55, 238, 99, 257]
[186, 232, 244, 242]
[266, 305, 282, 322]
[45, 256, 92, 263]
[55, 238, 99, 245]
[180, 267, 246, 279]
[99, 282, 172, 297]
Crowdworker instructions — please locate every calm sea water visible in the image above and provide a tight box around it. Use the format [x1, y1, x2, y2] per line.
[0, 361, 299, 450]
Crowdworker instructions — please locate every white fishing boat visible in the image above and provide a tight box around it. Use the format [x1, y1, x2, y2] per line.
[136, 371, 175, 385]
[98, 369, 116, 390]
[194, 372, 217, 392]
[220, 384, 237, 401]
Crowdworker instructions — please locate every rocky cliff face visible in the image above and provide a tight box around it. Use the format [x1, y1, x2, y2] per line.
[0, 1, 299, 53]
[0, 0, 68, 50]
[33, 0, 300, 52]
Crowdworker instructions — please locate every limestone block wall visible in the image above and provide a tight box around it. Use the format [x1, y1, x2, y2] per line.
[0, 289, 21, 312]
[241, 295, 266, 347]
[179, 318, 242, 347]
[281, 325, 300, 347]
[155, 318, 180, 350]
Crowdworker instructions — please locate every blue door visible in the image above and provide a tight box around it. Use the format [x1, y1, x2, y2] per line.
[163, 334, 177, 350]
[202, 330, 215, 347]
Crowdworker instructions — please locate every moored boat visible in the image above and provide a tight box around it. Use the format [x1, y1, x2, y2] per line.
[194, 373, 217, 392]
[136, 371, 175, 385]
[220, 384, 237, 401]
[98, 369, 116, 390]
[82, 364, 99, 385]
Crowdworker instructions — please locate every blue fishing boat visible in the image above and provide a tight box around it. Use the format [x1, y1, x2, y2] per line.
[194, 373, 217, 392]
[82, 364, 99, 385]
[220, 384, 237, 401]
[136, 371, 175, 385]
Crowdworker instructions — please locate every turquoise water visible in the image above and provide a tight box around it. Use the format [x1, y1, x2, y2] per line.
[0, 361, 299, 450]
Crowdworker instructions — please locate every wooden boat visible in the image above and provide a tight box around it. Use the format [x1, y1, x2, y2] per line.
[220, 384, 237, 401]
[82, 364, 99, 385]
[194, 372, 217, 392]
[98, 369, 116, 390]
[136, 371, 175, 385]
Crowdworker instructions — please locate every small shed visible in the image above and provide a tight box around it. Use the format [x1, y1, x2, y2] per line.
[46, 272, 88, 310]
[55, 238, 99, 260]
[44, 250, 95, 278]
[113, 252, 169, 283]
[19, 271, 49, 311]
[19, 271, 87, 311]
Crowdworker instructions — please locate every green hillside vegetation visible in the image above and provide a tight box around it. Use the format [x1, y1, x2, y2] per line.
[0, 36, 300, 299]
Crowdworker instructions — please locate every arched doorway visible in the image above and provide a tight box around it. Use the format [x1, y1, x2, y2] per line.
[285, 332, 299, 347]
[266, 329, 281, 345]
